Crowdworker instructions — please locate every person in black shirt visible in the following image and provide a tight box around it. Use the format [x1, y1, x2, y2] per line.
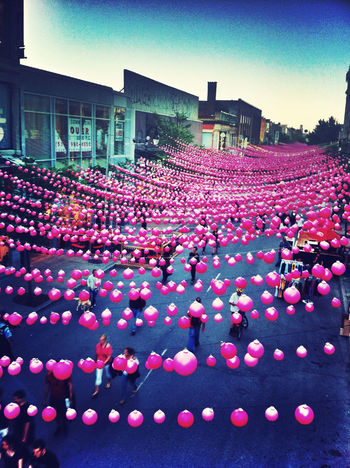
[188, 247, 200, 285]
[129, 290, 146, 336]
[9, 390, 35, 446]
[0, 434, 28, 468]
[28, 439, 59, 468]
[187, 297, 205, 352]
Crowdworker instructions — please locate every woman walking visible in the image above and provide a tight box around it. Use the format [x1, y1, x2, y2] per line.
[91, 334, 113, 398]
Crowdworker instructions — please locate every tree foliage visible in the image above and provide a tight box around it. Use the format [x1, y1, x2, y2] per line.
[153, 112, 194, 148]
[307, 117, 341, 145]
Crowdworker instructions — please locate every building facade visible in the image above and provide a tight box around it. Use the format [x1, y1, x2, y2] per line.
[340, 65, 350, 149]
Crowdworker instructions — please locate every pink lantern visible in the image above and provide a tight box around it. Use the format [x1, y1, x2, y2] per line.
[147, 352, 162, 370]
[323, 342, 335, 355]
[66, 408, 77, 421]
[117, 318, 128, 330]
[331, 297, 341, 308]
[283, 286, 301, 304]
[79, 289, 90, 302]
[45, 359, 56, 371]
[247, 339, 264, 358]
[81, 358, 96, 374]
[42, 406, 57, 422]
[8, 312, 22, 326]
[173, 349, 197, 376]
[265, 271, 281, 287]
[162, 358, 174, 372]
[64, 289, 75, 301]
[178, 316, 190, 329]
[220, 342, 237, 359]
[265, 406, 279, 422]
[265, 307, 278, 321]
[153, 410, 166, 424]
[108, 409, 120, 423]
[202, 407, 215, 422]
[214, 313, 223, 323]
[29, 358, 43, 374]
[4, 402, 20, 420]
[237, 294, 253, 312]
[212, 298, 224, 311]
[234, 277, 247, 289]
[177, 410, 194, 428]
[273, 349, 284, 361]
[226, 356, 240, 369]
[260, 291, 273, 305]
[27, 405, 38, 417]
[206, 355, 216, 367]
[167, 303, 178, 316]
[304, 302, 314, 312]
[188, 300, 204, 317]
[110, 289, 123, 303]
[230, 408, 248, 427]
[317, 281, 330, 295]
[244, 353, 259, 367]
[296, 345, 307, 358]
[250, 309, 259, 319]
[286, 305, 295, 315]
[144, 306, 159, 322]
[0, 355, 11, 366]
[8, 361, 21, 376]
[128, 410, 144, 427]
[53, 360, 73, 380]
[112, 354, 127, 371]
[82, 409, 98, 425]
[48, 288, 61, 301]
[294, 404, 314, 425]
[331, 261, 346, 276]
[122, 308, 133, 320]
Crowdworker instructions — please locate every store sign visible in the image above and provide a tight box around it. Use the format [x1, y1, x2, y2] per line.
[81, 120, 92, 151]
[69, 117, 81, 152]
[55, 130, 66, 153]
[115, 121, 124, 141]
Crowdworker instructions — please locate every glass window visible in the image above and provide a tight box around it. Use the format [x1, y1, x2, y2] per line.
[55, 98, 67, 115]
[24, 112, 51, 160]
[114, 107, 125, 155]
[24, 94, 50, 112]
[55, 114, 68, 163]
[82, 103, 92, 117]
[96, 119, 108, 156]
[69, 100, 81, 116]
[96, 105, 109, 119]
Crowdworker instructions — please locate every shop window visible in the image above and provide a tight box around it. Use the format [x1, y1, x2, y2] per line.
[24, 112, 51, 160]
[55, 98, 67, 115]
[24, 94, 50, 113]
[82, 103, 92, 117]
[55, 114, 68, 164]
[69, 100, 80, 116]
[114, 107, 125, 155]
[96, 105, 109, 119]
[96, 119, 108, 157]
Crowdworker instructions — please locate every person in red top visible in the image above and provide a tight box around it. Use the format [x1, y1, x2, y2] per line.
[91, 334, 113, 398]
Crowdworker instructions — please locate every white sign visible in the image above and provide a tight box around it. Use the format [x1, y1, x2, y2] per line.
[69, 117, 81, 152]
[81, 120, 92, 151]
[55, 130, 66, 153]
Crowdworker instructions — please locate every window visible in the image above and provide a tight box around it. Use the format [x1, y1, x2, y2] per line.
[55, 99, 67, 115]
[69, 101, 80, 116]
[24, 94, 50, 112]
[24, 112, 51, 161]
[114, 107, 125, 155]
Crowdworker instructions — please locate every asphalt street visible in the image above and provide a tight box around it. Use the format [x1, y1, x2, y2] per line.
[1, 233, 350, 468]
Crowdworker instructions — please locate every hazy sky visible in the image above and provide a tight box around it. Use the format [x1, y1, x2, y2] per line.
[23, 0, 350, 131]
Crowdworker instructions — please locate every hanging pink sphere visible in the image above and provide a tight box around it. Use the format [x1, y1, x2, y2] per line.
[331, 297, 341, 308]
[265, 307, 278, 321]
[176, 284, 186, 294]
[101, 308, 112, 321]
[317, 281, 330, 295]
[220, 342, 237, 359]
[53, 360, 73, 380]
[286, 305, 295, 315]
[237, 294, 253, 312]
[117, 281, 124, 289]
[8, 312, 22, 326]
[110, 289, 123, 303]
[64, 289, 75, 300]
[177, 410, 194, 428]
[5, 286, 13, 295]
[66, 408, 77, 421]
[162, 358, 174, 372]
[250, 309, 259, 319]
[128, 410, 144, 427]
[226, 355, 240, 369]
[45, 359, 56, 371]
[206, 355, 217, 367]
[230, 408, 248, 427]
[26, 311, 38, 325]
[78, 289, 90, 302]
[265, 272, 281, 287]
[202, 407, 215, 421]
[27, 405, 38, 417]
[193, 281, 203, 292]
[283, 286, 301, 304]
[108, 409, 120, 423]
[125, 358, 138, 374]
[260, 291, 273, 305]
[71, 269, 82, 280]
[178, 316, 190, 329]
[117, 318, 128, 329]
[304, 302, 314, 312]
[234, 277, 247, 289]
[29, 358, 43, 374]
[323, 342, 335, 355]
[82, 409, 98, 425]
[214, 313, 222, 323]
[0, 355, 11, 367]
[273, 349, 284, 360]
[188, 301, 205, 317]
[247, 339, 264, 358]
[144, 306, 159, 322]
[8, 361, 21, 376]
[81, 358, 96, 373]
[42, 406, 57, 422]
[296, 346, 307, 358]
[210, 279, 227, 295]
[212, 298, 224, 311]
[201, 314, 208, 323]
[312, 264, 325, 278]
[147, 352, 162, 369]
[244, 353, 259, 367]
[294, 404, 314, 425]
[17, 287, 26, 296]
[173, 349, 197, 376]
[112, 354, 127, 371]
[122, 308, 133, 320]
[265, 406, 279, 422]
[164, 316, 172, 325]
[140, 288, 152, 300]
[4, 402, 20, 420]
[331, 261, 346, 276]
[153, 409, 166, 424]
[263, 252, 275, 264]
[48, 288, 61, 301]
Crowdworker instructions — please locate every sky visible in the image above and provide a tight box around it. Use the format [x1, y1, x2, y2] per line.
[23, 0, 350, 131]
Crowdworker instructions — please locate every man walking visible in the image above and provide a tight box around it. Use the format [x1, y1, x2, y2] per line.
[87, 269, 100, 308]
[188, 246, 200, 285]
[129, 290, 146, 336]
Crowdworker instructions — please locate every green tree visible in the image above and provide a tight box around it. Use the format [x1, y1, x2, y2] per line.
[307, 116, 342, 145]
[154, 112, 194, 148]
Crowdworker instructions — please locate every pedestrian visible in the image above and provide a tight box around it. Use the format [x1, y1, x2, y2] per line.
[0, 317, 14, 362]
[0, 434, 28, 468]
[9, 390, 35, 446]
[87, 269, 100, 308]
[187, 297, 205, 352]
[159, 251, 171, 284]
[212, 228, 219, 255]
[275, 236, 291, 267]
[229, 288, 243, 336]
[129, 290, 146, 336]
[91, 334, 113, 398]
[188, 246, 200, 285]
[28, 438, 59, 468]
[43, 370, 73, 436]
[119, 347, 140, 405]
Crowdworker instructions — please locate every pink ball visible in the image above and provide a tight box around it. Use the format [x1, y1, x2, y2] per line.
[29, 358, 43, 374]
[247, 339, 264, 358]
[304, 302, 314, 312]
[273, 349, 284, 361]
[177, 410, 194, 428]
[117, 318, 128, 329]
[53, 360, 73, 380]
[294, 404, 314, 425]
[66, 408, 77, 421]
[296, 345, 307, 358]
[331, 261, 346, 276]
[323, 342, 335, 355]
[147, 352, 162, 370]
[27, 405, 38, 417]
[173, 349, 197, 376]
[4, 402, 20, 419]
[230, 408, 248, 427]
[110, 289, 123, 303]
[202, 407, 215, 421]
[153, 409, 166, 424]
[283, 286, 301, 304]
[331, 297, 341, 308]
[42, 406, 57, 422]
[244, 353, 259, 367]
[206, 355, 217, 367]
[82, 409, 98, 425]
[162, 358, 174, 372]
[128, 410, 144, 427]
[226, 356, 240, 369]
[108, 410, 120, 423]
[237, 294, 253, 312]
[112, 354, 127, 371]
[250, 309, 259, 319]
[265, 406, 279, 421]
[260, 291, 273, 305]
[178, 316, 190, 329]
[234, 277, 247, 289]
[212, 297, 224, 311]
[8, 361, 21, 376]
[48, 288, 61, 301]
[265, 307, 278, 321]
[220, 342, 237, 359]
[167, 303, 178, 316]
[286, 305, 295, 315]
[317, 281, 330, 295]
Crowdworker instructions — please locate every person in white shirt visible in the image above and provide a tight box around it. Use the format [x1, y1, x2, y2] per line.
[87, 269, 100, 308]
[229, 288, 243, 336]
